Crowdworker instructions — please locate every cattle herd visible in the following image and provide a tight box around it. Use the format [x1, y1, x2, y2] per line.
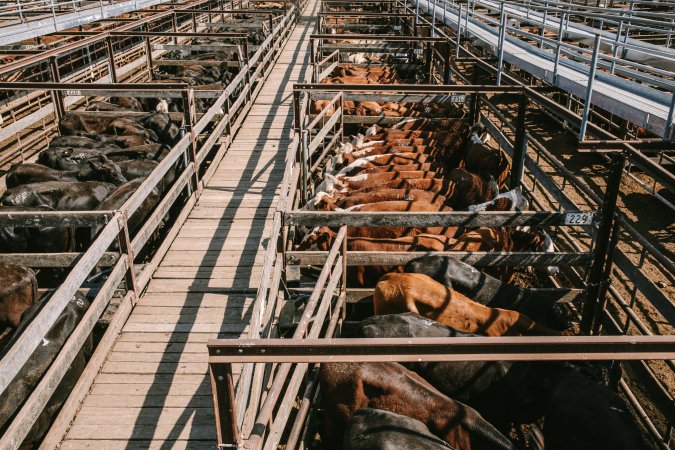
[292, 104, 653, 447]
[0, 7, 280, 447]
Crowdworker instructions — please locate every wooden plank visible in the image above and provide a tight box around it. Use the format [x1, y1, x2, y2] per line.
[125, 310, 252, 325]
[60, 439, 211, 449]
[65, 422, 216, 441]
[98, 361, 219, 375]
[160, 250, 264, 267]
[112, 341, 212, 354]
[106, 352, 210, 364]
[136, 293, 255, 308]
[164, 238, 268, 251]
[144, 279, 260, 293]
[117, 332, 246, 344]
[91, 373, 213, 385]
[153, 266, 263, 279]
[121, 322, 248, 333]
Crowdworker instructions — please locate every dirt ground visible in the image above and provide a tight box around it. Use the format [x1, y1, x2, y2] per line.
[482, 90, 674, 446]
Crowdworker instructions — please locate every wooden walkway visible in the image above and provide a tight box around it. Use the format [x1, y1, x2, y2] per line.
[58, 1, 317, 448]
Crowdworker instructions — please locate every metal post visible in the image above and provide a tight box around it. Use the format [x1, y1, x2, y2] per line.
[469, 68, 480, 124]
[667, 6, 674, 48]
[442, 0, 446, 25]
[665, 91, 675, 142]
[105, 37, 117, 83]
[540, 0, 548, 49]
[510, 94, 528, 188]
[456, 2, 463, 58]
[310, 39, 316, 82]
[496, 5, 507, 85]
[591, 220, 621, 335]
[415, 0, 420, 30]
[425, 43, 433, 82]
[48, 57, 65, 122]
[431, 0, 437, 36]
[581, 153, 625, 335]
[579, 34, 602, 142]
[553, 12, 566, 84]
[144, 31, 153, 80]
[209, 362, 241, 446]
[444, 39, 453, 83]
[301, 130, 309, 203]
[464, 0, 469, 36]
[610, 20, 623, 75]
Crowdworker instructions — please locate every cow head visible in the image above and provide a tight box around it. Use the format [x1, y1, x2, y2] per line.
[315, 174, 347, 196]
[468, 187, 527, 212]
[156, 99, 170, 113]
[300, 192, 340, 211]
[363, 124, 379, 136]
[296, 226, 336, 251]
[325, 153, 344, 175]
[86, 156, 127, 185]
[512, 228, 559, 276]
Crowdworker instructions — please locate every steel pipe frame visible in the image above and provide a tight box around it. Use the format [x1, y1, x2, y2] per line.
[208, 336, 675, 363]
[446, 52, 674, 444]
[0, 0, 231, 76]
[497, 0, 675, 30]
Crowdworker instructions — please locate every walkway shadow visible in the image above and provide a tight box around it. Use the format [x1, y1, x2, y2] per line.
[124, 2, 318, 448]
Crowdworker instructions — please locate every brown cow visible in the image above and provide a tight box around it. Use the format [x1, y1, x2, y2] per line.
[461, 143, 511, 188]
[354, 163, 438, 175]
[446, 167, 499, 210]
[373, 272, 560, 336]
[319, 361, 516, 450]
[303, 189, 447, 211]
[347, 234, 459, 286]
[0, 264, 38, 329]
[333, 152, 433, 176]
[316, 171, 440, 194]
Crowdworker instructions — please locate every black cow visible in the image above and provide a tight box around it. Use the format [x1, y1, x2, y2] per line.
[542, 371, 652, 450]
[6, 159, 126, 188]
[104, 143, 170, 162]
[49, 135, 107, 148]
[343, 408, 455, 450]
[356, 314, 650, 450]
[0, 206, 74, 253]
[404, 255, 570, 327]
[37, 147, 119, 171]
[356, 314, 513, 407]
[92, 178, 160, 243]
[0, 292, 91, 446]
[138, 112, 180, 145]
[1, 181, 114, 210]
[319, 360, 515, 450]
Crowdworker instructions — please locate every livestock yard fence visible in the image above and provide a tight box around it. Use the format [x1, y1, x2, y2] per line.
[205, 0, 675, 446]
[0, 0, 304, 447]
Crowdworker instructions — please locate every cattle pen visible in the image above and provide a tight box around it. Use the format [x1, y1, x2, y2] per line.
[0, 0, 673, 449]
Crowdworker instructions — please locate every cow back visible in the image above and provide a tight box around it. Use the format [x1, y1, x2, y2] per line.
[343, 408, 455, 450]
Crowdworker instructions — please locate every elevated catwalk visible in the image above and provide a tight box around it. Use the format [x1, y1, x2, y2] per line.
[56, 0, 317, 447]
[418, 0, 675, 138]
